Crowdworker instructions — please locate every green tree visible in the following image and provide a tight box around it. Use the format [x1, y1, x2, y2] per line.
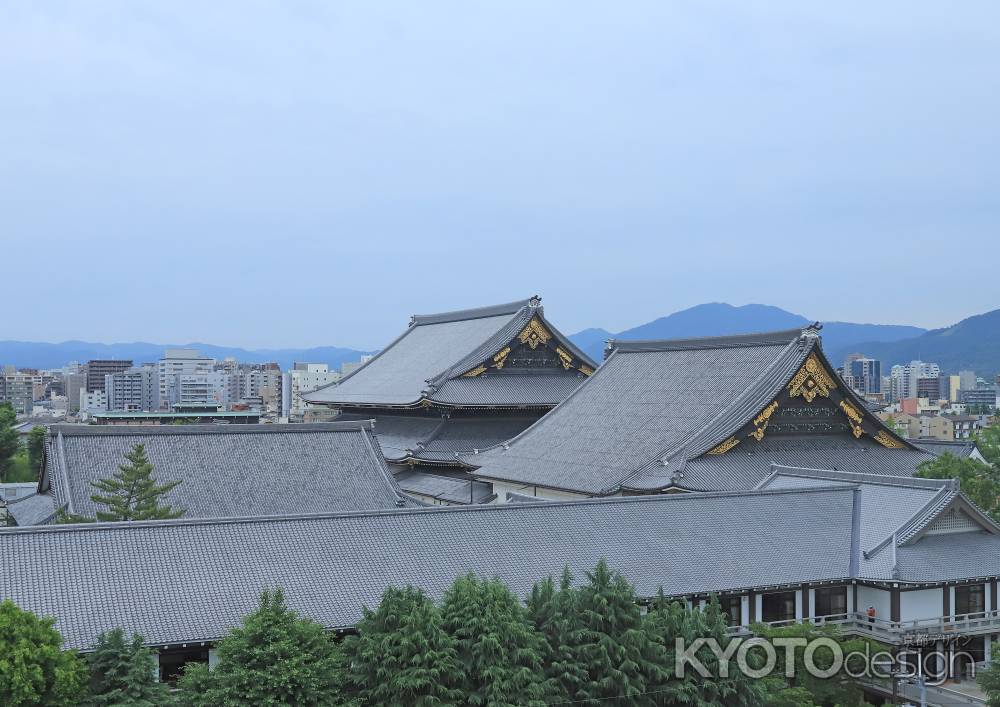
[753, 622, 878, 707]
[441, 573, 550, 706]
[85, 628, 169, 706]
[644, 593, 765, 707]
[176, 588, 343, 706]
[526, 569, 587, 702]
[572, 559, 663, 706]
[343, 584, 462, 706]
[978, 641, 1000, 706]
[0, 599, 89, 706]
[89, 443, 184, 521]
[916, 452, 1000, 521]
[27, 425, 46, 476]
[0, 402, 21, 480]
[975, 424, 1000, 468]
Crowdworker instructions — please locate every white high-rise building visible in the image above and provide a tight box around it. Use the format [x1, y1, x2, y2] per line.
[157, 349, 215, 409]
[890, 360, 941, 400]
[105, 366, 157, 412]
[282, 363, 341, 421]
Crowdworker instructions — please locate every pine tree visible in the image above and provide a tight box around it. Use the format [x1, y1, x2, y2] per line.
[525, 568, 587, 701]
[441, 573, 550, 707]
[644, 593, 765, 707]
[176, 588, 343, 706]
[573, 559, 663, 706]
[343, 584, 462, 706]
[0, 599, 89, 706]
[89, 443, 184, 521]
[85, 628, 169, 706]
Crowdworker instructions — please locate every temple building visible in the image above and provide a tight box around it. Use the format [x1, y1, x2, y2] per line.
[302, 296, 595, 497]
[466, 326, 967, 500]
[7, 422, 414, 525]
[4, 466, 1000, 688]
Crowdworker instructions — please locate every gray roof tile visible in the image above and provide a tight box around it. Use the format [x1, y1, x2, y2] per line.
[40, 422, 412, 523]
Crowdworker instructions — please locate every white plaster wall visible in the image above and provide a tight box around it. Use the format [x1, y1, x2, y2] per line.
[900, 588, 943, 622]
[858, 586, 892, 621]
[490, 481, 589, 503]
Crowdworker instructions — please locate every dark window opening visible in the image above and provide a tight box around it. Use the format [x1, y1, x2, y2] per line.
[762, 591, 796, 623]
[955, 584, 986, 617]
[719, 595, 742, 626]
[814, 586, 848, 618]
[158, 647, 209, 684]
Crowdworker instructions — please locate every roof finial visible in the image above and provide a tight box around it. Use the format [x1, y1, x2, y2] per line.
[528, 295, 542, 308]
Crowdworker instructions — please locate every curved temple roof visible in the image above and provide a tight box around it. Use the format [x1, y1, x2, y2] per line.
[30, 422, 415, 524]
[302, 297, 595, 409]
[469, 326, 919, 495]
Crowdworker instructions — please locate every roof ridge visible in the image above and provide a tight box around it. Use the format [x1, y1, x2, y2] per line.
[48, 421, 375, 436]
[607, 325, 816, 354]
[865, 487, 956, 557]
[765, 464, 957, 491]
[410, 297, 539, 326]
[0, 483, 856, 535]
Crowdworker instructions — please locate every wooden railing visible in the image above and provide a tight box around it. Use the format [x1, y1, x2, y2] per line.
[729, 610, 1000, 642]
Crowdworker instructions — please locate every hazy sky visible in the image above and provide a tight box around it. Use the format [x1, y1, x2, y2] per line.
[2, 2, 998, 350]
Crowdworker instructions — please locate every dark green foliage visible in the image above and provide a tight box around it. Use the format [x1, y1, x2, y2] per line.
[976, 424, 1000, 468]
[176, 588, 343, 706]
[753, 622, 877, 707]
[916, 452, 1000, 521]
[441, 573, 549, 706]
[572, 559, 663, 705]
[343, 584, 463, 706]
[85, 628, 169, 706]
[526, 569, 588, 701]
[26, 425, 46, 476]
[979, 641, 1000, 707]
[89, 443, 185, 521]
[0, 599, 88, 706]
[644, 593, 765, 706]
[0, 402, 21, 480]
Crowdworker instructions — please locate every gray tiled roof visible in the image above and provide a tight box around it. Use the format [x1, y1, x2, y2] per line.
[470, 329, 813, 494]
[394, 471, 495, 504]
[7, 492, 58, 526]
[668, 436, 937, 492]
[302, 298, 595, 409]
[0, 486, 857, 650]
[39, 422, 412, 523]
[914, 439, 979, 458]
[471, 327, 916, 495]
[894, 532, 1000, 583]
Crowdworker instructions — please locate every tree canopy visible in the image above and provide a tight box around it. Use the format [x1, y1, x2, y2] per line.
[87, 442, 185, 522]
[0, 402, 21, 481]
[0, 599, 88, 707]
[85, 628, 169, 707]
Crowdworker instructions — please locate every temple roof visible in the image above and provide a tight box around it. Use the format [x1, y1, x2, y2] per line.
[0, 485, 857, 649]
[469, 326, 915, 495]
[32, 422, 414, 524]
[302, 297, 594, 409]
[6, 474, 1000, 650]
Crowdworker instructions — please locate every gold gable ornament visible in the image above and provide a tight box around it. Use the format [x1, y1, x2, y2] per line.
[492, 346, 511, 369]
[707, 437, 740, 455]
[839, 400, 865, 439]
[556, 347, 574, 370]
[749, 400, 779, 442]
[518, 319, 552, 349]
[579, 364, 594, 376]
[462, 365, 487, 378]
[787, 353, 836, 403]
[874, 430, 906, 449]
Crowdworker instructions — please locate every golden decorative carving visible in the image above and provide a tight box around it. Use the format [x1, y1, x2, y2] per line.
[556, 347, 574, 370]
[787, 353, 836, 403]
[579, 365, 594, 376]
[492, 346, 511, 369]
[839, 400, 864, 439]
[462, 365, 487, 378]
[518, 319, 552, 349]
[749, 400, 779, 442]
[874, 430, 905, 448]
[707, 437, 740, 455]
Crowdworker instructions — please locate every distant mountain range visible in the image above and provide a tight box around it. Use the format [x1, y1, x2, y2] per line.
[0, 340, 372, 372]
[568, 302, 1000, 375]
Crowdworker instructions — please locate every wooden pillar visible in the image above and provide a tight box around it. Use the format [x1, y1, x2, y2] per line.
[943, 583, 951, 618]
[891, 586, 900, 624]
[992, 579, 998, 614]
